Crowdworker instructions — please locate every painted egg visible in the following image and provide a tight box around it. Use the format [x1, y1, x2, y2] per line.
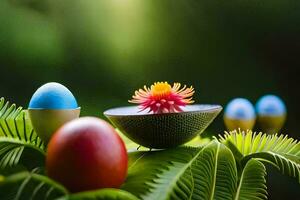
[29, 82, 78, 109]
[28, 82, 80, 143]
[256, 95, 286, 134]
[224, 98, 256, 131]
[46, 117, 128, 192]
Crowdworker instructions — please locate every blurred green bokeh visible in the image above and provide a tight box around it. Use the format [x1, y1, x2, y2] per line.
[1, 0, 300, 198]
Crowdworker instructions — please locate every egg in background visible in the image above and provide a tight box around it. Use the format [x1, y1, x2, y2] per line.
[256, 95, 286, 134]
[28, 82, 80, 143]
[224, 98, 256, 131]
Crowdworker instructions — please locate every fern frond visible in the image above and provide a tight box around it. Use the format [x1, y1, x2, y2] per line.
[58, 189, 139, 200]
[123, 141, 238, 200]
[0, 138, 45, 170]
[0, 170, 68, 200]
[234, 159, 267, 200]
[219, 129, 300, 157]
[219, 129, 300, 183]
[0, 97, 44, 147]
[0, 97, 45, 170]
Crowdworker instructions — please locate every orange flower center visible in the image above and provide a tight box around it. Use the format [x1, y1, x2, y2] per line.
[151, 82, 172, 98]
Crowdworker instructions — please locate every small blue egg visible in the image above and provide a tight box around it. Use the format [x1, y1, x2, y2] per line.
[29, 82, 78, 109]
[225, 98, 256, 119]
[256, 95, 286, 116]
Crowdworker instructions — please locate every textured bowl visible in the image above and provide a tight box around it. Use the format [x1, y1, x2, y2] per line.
[28, 108, 80, 143]
[104, 104, 222, 149]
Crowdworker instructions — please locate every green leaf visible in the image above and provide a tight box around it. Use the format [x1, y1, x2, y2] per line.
[234, 159, 267, 200]
[0, 97, 44, 146]
[219, 129, 300, 183]
[123, 140, 238, 200]
[0, 169, 68, 200]
[0, 97, 45, 170]
[0, 137, 45, 170]
[59, 189, 139, 200]
[244, 152, 300, 183]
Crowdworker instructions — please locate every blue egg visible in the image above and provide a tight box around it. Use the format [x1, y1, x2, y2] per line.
[29, 82, 78, 109]
[225, 98, 256, 119]
[256, 95, 286, 116]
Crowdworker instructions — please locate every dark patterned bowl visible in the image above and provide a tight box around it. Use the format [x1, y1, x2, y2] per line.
[104, 104, 222, 149]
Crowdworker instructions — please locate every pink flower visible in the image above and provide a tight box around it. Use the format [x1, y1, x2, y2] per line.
[129, 82, 195, 114]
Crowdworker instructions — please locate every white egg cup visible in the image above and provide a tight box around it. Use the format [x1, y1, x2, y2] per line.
[224, 116, 256, 131]
[28, 108, 81, 143]
[257, 114, 286, 134]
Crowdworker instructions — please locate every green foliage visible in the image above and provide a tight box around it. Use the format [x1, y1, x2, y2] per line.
[234, 159, 267, 200]
[219, 129, 300, 157]
[59, 189, 139, 200]
[0, 138, 45, 170]
[0, 97, 45, 170]
[0, 169, 138, 200]
[0, 169, 67, 200]
[123, 141, 238, 200]
[0, 97, 44, 147]
[219, 129, 300, 183]
[0, 97, 299, 199]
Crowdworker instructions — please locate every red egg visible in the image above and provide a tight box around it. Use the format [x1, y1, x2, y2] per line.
[46, 117, 128, 193]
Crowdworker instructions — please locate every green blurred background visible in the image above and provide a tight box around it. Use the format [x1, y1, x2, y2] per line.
[1, 0, 299, 198]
